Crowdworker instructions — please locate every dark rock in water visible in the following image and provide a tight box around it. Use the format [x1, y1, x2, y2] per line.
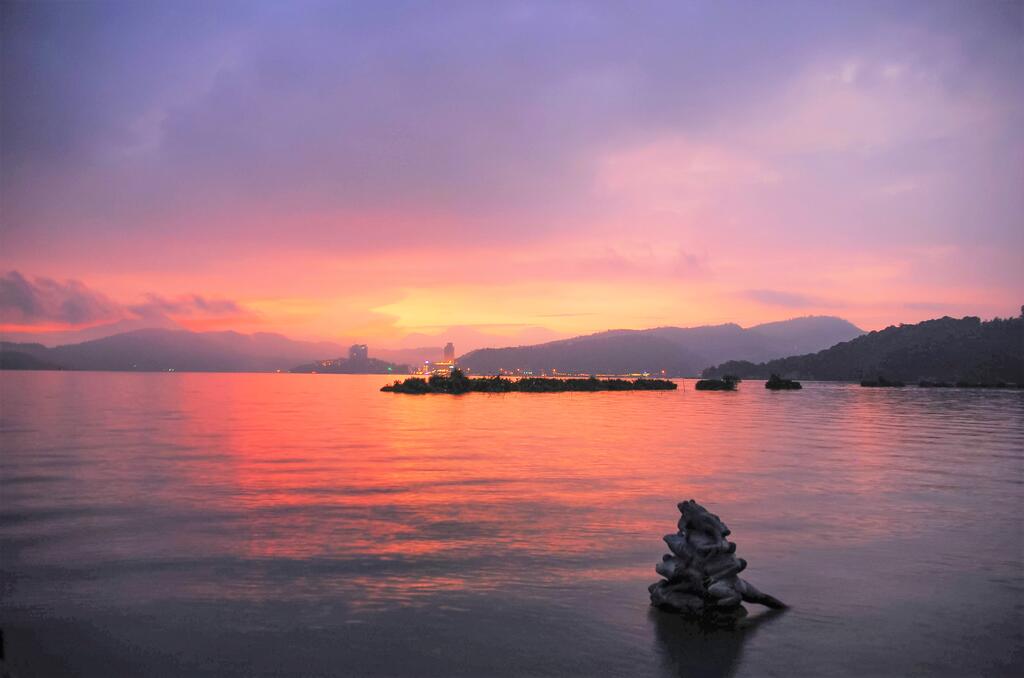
[695, 375, 739, 391]
[649, 500, 785, 623]
[953, 380, 1019, 389]
[381, 369, 678, 394]
[918, 380, 953, 388]
[860, 376, 905, 387]
[765, 374, 801, 390]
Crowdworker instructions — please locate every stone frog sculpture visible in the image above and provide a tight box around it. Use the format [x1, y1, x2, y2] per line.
[649, 500, 786, 620]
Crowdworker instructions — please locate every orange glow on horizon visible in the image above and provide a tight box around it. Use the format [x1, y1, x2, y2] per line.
[3, 236, 1019, 348]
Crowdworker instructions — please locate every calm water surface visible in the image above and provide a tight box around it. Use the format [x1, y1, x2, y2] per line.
[1, 372, 1022, 677]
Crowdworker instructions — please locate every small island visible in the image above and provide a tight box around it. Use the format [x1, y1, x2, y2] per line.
[381, 370, 677, 394]
[860, 376, 905, 387]
[951, 380, 1020, 389]
[765, 374, 801, 390]
[695, 375, 739, 391]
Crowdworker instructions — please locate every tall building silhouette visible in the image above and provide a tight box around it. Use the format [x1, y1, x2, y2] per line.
[348, 344, 368, 362]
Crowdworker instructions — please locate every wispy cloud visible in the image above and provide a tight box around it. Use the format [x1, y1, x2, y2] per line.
[128, 293, 243, 318]
[1, 270, 250, 329]
[1, 2, 1019, 337]
[743, 289, 837, 309]
[0, 271, 121, 325]
[903, 301, 957, 312]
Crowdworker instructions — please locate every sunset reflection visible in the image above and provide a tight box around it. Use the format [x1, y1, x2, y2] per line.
[3, 371, 1022, 676]
[3, 372, 1012, 612]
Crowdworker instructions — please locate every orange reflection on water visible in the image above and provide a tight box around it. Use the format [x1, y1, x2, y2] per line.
[6, 372, 1017, 610]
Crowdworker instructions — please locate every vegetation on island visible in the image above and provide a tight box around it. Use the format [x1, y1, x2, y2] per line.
[765, 374, 801, 390]
[381, 370, 678, 394]
[694, 375, 739, 391]
[702, 314, 1023, 385]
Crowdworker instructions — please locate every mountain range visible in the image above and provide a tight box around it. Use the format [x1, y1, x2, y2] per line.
[0, 329, 345, 372]
[702, 314, 1024, 383]
[457, 316, 863, 376]
[0, 316, 863, 375]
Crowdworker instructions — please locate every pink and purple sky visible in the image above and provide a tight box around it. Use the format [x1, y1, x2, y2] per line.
[2, 1, 1021, 350]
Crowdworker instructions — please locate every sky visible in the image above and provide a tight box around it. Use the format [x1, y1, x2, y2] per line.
[2, 0, 1022, 350]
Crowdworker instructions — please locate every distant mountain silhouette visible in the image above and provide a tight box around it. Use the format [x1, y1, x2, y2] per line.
[702, 314, 1024, 383]
[0, 316, 869, 376]
[0, 329, 346, 372]
[458, 316, 863, 376]
[0, 314, 182, 347]
[0, 348, 64, 370]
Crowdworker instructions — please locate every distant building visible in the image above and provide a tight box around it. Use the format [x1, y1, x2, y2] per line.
[348, 344, 368, 362]
[419, 360, 455, 376]
[414, 342, 458, 376]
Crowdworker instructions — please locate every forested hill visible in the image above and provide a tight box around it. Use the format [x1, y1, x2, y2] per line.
[702, 314, 1023, 383]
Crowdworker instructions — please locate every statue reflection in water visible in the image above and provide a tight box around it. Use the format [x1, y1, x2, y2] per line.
[651, 608, 785, 678]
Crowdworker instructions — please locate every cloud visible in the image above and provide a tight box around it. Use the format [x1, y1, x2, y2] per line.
[0, 3, 1020, 337]
[128, 293, 243, 318]
[903, 301, 957, 312]
[5, 1, 1019, 255]
[537, 312, 598, 318]
[743, 289, 836, 309]
[598, 137, 782, 215]
[532, 245, 710, 282]
[1, 270, 250, 329]
[0, 271, 122, 325]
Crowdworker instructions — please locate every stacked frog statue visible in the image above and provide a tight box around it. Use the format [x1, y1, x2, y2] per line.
[649, 500, 786, 621]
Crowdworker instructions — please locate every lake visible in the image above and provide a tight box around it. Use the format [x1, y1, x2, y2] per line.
[1, 371, 1021, 677]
